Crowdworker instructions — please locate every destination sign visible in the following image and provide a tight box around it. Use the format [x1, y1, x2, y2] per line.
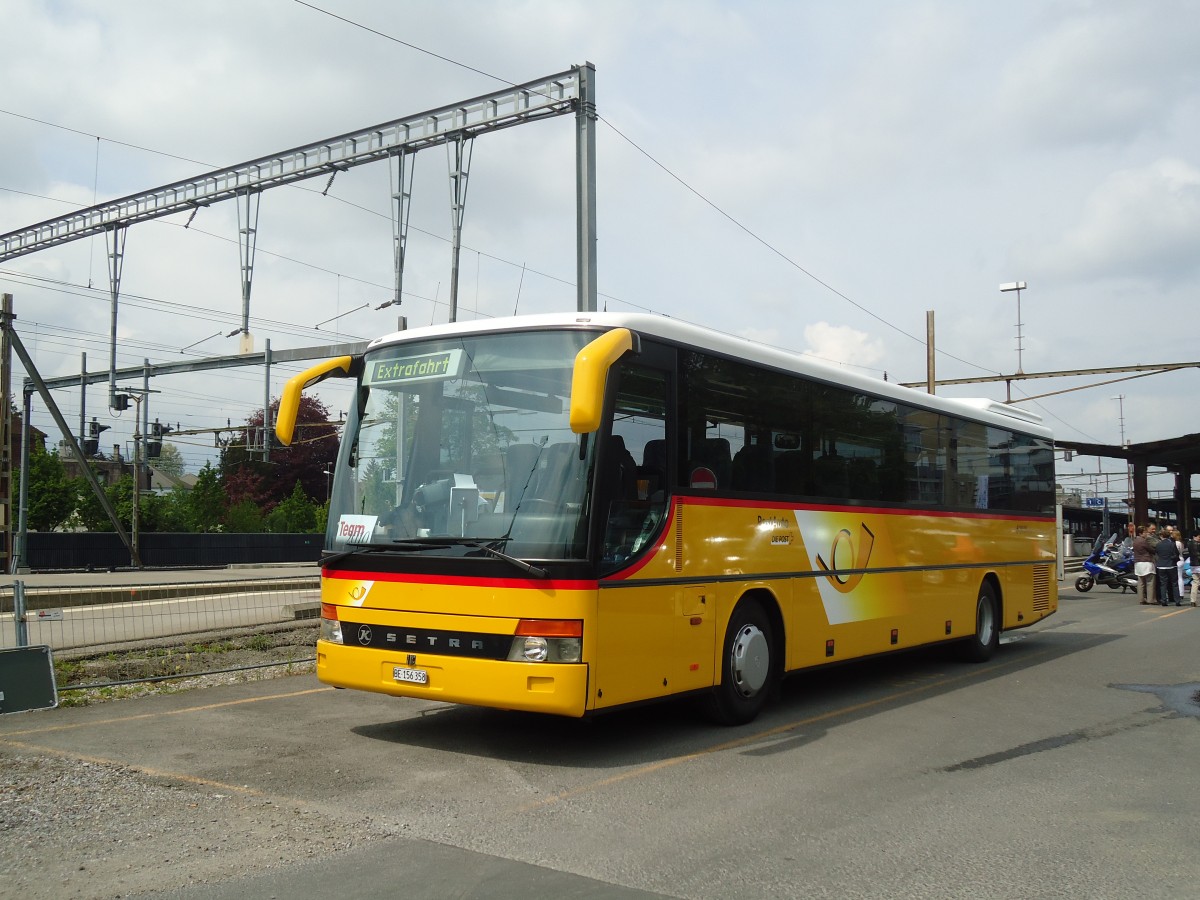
[366, 349, 465, 386]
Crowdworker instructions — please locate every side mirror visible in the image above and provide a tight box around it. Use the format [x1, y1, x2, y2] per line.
[569, 329, 638, 434]
[276, 356, 354, 445]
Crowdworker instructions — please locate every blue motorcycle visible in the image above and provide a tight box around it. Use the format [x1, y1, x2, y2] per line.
[1075, 532, 1137, 593]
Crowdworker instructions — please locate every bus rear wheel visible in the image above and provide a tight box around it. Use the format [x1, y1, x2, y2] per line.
[960, 581, 1000, 662]
[705, 600, 774, 726]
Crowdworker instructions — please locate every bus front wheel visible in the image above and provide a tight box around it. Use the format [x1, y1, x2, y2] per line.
[706, 600, 775, 726]
[960, 581, 1000, 662]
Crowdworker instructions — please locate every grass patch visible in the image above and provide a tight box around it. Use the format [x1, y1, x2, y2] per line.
[54, 625, 318, 690]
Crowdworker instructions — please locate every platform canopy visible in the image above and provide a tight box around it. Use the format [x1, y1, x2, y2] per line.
[1056, 433, 1200, 529]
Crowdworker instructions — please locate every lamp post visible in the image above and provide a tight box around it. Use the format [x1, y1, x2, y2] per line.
[1113, 394, 1132, 510]
[999, 281, 1027, 374]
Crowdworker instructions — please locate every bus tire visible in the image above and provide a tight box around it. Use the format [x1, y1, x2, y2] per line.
[960, 580, 1000, 662]
[705, 600, 775, 726]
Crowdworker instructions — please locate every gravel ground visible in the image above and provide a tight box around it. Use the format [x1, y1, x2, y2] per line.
[0, 638, 398, 899]
[0, 749, 396, 898]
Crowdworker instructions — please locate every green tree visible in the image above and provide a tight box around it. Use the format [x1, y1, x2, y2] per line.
[147, 489, 193, 533]
[224, 499, 265, 532]
[186, 463, 226, 532]
[70, 467, 118, 532]
[152, 443, 186, 478]
[19, 448, 77, 531]
[265, 481, 320, 533]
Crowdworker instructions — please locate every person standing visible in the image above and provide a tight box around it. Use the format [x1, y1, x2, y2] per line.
[1132, 525, 1156, 605]
[1154, 527, 1181, 606]
[1188, 529, 1200, 607]
[1173, 528, 1187, 597]
[1120, 521, 1136, 557]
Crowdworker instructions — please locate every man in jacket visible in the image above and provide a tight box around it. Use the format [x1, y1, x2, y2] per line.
[1154, 527, 1181, 606]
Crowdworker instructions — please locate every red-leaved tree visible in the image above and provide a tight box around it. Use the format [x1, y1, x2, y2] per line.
[221, 394, 339, 510]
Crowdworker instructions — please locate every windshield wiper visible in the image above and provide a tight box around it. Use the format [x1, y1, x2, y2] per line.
[396, 536, 550, 578]
[461, 540, 548, 578]
[320, 536, 547, 578]
[320, 539, 451, 568]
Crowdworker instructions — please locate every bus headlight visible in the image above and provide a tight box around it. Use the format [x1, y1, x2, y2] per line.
[517, 636, 548, 662]
[319, 603, 343, 644]
[506, 636, 582, 663]
[506, 620, 583, 663]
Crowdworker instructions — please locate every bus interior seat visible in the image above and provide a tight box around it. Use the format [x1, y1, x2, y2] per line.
[472, 452, 504, 493]
[774, 449, 809, 495]
[606, 435, 639, 501]
[533, 442, 580, 502]
[846, 457, 880, 501]
[812, 452, 848, 499]
[732, 440, 775, 492]
[643, 438, 667, 474]
[503, 443, 542, 506]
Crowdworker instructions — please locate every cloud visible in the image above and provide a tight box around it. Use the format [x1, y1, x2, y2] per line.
[1030, 158, 1200, 283]
[801, 321, 885, 370]
[993, 4, 1200, 148]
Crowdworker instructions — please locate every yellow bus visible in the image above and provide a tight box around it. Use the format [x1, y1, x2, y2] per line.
[277, 312, 1057, 724]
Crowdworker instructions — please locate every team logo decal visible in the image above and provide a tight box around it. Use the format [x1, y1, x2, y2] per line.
[347, 582, 374, 606]
[815, 523, 875, 593]
[791, 511, 895, 625]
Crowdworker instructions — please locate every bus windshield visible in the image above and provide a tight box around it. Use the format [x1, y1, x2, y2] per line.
[326, 328, 599, 561]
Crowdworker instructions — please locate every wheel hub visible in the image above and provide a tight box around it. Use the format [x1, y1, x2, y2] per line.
[730, 624, 770, 697]
[977, 597, 995, 645]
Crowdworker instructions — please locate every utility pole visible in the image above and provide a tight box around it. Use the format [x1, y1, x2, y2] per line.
[1, 293, 13, 573]
[132, 399, 141, 561]
[925, 310, 935, 394]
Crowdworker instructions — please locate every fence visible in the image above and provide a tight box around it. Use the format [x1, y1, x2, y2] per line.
[1, 572, 321, 691]
[23, 532, 323, 570]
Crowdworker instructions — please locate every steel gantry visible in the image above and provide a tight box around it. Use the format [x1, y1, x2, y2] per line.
[0, 64, 599, 406]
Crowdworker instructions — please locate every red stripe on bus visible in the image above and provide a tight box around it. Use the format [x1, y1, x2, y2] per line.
[676, 494, 1053, 521]
[602, 501, 681, 581]
[321, 569, 598, 590]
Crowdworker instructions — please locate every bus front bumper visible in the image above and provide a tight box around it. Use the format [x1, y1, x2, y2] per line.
[316, 640, 590, 717]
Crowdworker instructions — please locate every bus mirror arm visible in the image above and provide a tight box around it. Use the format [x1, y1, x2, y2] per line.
[569, 328, 639, 434]
[275, 355, 355, 446]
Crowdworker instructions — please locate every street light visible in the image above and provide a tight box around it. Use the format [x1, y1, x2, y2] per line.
[1000, 281, 1027, 373]
[1113, 394, 1132, 508]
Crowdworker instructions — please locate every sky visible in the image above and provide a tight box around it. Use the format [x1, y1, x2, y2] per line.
[2, 0, 1199, 506]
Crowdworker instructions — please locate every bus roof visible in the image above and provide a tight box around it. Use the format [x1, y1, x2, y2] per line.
[365, 312, 1052, 439]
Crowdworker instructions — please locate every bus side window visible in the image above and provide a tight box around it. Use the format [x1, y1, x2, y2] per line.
[688, 437, 731, 489]
[732, 437, 774, 492]
[602, 364, 668, 571]
[639, 438, 667, 500]
[605, 435, 639, 502]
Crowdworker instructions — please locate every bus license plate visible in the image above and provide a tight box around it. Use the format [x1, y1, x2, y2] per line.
[393, 666, 428, 685]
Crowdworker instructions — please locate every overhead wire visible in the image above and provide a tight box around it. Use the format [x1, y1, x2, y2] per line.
[6, 10, 1092, 433]
[287, 0, 1000, 380]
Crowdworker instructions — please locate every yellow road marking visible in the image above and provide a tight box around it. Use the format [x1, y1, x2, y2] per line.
[519, 657, 1016, 812]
